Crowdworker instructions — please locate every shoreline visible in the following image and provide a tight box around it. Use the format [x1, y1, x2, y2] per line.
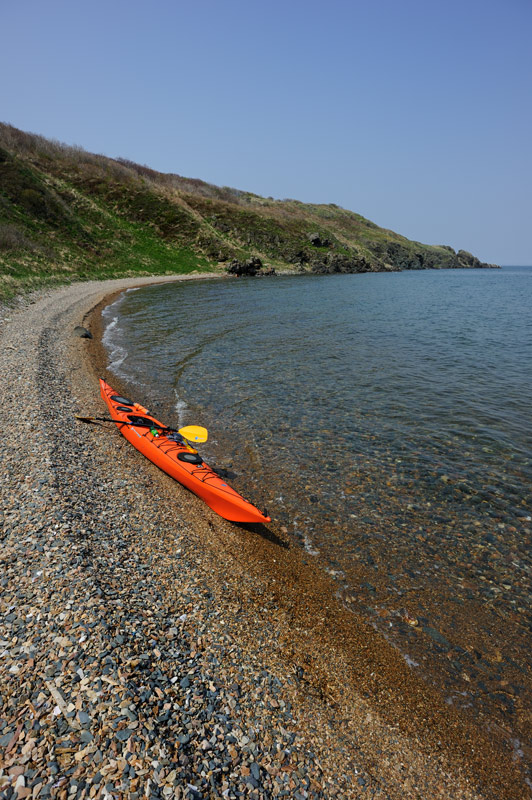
[0, 274, 528, 799]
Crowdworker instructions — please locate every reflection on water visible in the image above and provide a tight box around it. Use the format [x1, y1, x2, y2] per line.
[103, 268, 532, 768]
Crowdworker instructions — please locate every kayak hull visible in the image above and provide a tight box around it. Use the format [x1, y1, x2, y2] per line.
[99, 379, 270, 524]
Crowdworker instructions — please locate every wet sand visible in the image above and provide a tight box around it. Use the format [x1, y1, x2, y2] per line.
[0, 275, 529, 798]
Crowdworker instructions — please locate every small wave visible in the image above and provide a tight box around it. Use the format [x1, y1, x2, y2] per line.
[102, 316, 128, 372]
[102, 292, 130, 376]
[102, 290, 126, 320]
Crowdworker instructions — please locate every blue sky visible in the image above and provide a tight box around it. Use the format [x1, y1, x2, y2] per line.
[1, 0, 531, 264]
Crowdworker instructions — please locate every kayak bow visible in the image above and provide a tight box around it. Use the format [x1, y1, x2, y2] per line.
[99, 379, 271, 524]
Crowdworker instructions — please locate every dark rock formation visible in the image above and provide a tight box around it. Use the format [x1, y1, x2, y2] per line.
[226, 257, 264, 276]
[311, 252, 374, 274]
[308, 232, 331, 248]
[456, 249, 498, 269]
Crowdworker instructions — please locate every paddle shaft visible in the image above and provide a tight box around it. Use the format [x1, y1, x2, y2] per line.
[76, 415, 177, 433]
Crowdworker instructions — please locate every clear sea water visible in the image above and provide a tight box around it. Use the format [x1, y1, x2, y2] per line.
[102, 267, 532, 759]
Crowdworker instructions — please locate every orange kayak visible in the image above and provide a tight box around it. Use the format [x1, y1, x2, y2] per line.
[100, 379, 271, 524]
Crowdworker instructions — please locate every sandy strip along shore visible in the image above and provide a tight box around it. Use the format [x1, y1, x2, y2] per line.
[0, 276, 527, 799]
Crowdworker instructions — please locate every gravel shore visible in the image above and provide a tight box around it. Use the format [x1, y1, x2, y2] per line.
[0, 277, 527, 799]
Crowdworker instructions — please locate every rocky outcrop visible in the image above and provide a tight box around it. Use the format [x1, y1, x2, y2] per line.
[456, 249, 498, 269]
[310, 251, 375, 274]
[223, 245, 497, 278]
[226, 257, 271, 276]
[308, 232, 331, 248]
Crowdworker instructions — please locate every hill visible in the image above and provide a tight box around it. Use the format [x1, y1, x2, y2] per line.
[0, 123, 497, 302]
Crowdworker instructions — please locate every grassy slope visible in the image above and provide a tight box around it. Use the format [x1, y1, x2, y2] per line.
[0, 123, 495, 303]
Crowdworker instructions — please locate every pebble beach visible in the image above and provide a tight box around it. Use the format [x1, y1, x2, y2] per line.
[0, 276, 529, 799]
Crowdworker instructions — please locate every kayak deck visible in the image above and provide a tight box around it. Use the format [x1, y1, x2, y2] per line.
[99, 379, 270, 524]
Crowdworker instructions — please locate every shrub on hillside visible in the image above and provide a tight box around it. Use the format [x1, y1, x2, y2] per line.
[0, 222, 39, 252]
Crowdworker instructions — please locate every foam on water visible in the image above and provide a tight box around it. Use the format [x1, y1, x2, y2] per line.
[102, 294, 128, 373]
[102, 315, 128, 372]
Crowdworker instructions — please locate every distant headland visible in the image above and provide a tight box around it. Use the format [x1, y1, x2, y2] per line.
[0, 122, 498, 302]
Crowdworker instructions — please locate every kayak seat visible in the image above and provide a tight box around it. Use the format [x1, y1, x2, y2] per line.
[177, 452, 203, 465]
[127, 414, 163, 428]
[110, 395, 133, 405]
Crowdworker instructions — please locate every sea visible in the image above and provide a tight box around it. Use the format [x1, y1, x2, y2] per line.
[102, 266, 532, 763]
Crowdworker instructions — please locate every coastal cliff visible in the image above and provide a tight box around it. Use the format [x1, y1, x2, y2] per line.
[0, 123, 497, 301]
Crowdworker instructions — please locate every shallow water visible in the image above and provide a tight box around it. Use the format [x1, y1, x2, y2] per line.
[102, 267, 532, 764]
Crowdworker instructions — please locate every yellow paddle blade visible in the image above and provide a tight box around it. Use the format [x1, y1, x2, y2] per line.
[178, 425, 208, 443]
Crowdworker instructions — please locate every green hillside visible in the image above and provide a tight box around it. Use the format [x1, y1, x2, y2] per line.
[0, 123, 497, 302]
